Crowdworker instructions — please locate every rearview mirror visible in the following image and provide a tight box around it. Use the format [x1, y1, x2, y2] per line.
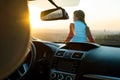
[40, 8, 69, 21]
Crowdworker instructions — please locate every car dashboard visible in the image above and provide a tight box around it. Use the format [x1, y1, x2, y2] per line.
[5, 40, 120, 80]
[44, 41, 120, 80]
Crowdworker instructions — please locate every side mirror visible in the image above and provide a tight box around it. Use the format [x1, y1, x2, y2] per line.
[40, 8, 69, 21]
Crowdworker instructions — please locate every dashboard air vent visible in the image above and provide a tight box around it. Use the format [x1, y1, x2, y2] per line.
[56, 51, 65, 57]
[72, 52, 83, 59]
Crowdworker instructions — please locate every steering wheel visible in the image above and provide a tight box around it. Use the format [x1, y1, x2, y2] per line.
[30, 41, 54, 80]
[4, 43, 36, 80]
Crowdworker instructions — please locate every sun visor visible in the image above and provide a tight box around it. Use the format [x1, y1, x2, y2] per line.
[28, 0, 80, 9]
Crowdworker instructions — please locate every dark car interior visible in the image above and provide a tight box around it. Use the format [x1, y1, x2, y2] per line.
[4, 40, 120, 80]
[1, 0, 120, 80]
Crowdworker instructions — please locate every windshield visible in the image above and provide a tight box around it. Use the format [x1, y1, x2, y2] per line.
[28, 0, 120, 46]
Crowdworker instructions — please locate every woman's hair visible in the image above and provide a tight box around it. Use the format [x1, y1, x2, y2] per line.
[74, 10, 87, 25]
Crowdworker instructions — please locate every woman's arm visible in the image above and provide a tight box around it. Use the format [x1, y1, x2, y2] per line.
[64, 23, 74, 43]
[86, 27, 95, 43]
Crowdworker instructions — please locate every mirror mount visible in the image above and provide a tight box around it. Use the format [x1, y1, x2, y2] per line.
[48, 0, 60, 8]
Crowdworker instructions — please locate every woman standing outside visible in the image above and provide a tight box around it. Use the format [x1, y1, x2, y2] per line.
[65, 10, 95, 43]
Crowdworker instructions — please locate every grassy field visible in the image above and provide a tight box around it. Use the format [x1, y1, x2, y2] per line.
[32, 29, 120, 46]
[95, 33, 120, 46]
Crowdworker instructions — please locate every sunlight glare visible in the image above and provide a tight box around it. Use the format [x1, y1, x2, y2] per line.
[28, 4, 42, 29]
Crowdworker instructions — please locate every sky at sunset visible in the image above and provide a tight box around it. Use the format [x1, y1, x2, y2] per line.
[28, 0, 120, 31]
